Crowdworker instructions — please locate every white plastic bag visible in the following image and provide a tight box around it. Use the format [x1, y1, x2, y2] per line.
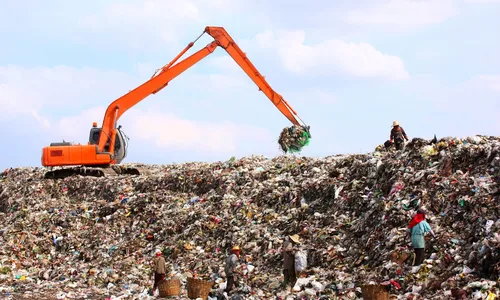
[294, 250, 307, 273]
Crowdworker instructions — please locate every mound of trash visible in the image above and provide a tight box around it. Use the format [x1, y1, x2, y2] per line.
[0, 135, 499, 299]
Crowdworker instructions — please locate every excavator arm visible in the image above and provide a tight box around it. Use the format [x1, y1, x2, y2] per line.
[98, 26, 309, 155]
[205, 27, 306, 127]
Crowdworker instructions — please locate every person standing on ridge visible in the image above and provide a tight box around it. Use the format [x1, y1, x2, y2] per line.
[408, 209, 435, 266]
[224, 245, 242, 294]
[390, 121, 409, 150]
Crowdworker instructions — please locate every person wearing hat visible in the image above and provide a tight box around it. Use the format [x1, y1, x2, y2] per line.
[390, 121, 409, 151]
[408, 209, 435, 266]
[283, 234, 301, 288]
[224, 245, 242, 294]
[151, 249, 167, 294]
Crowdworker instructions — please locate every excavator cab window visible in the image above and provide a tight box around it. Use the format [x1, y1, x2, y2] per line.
[114, 127, 128, 164]
[90, 130, 100, 145]
[89, 127, 122, 153]
[117, 128, 128, 151]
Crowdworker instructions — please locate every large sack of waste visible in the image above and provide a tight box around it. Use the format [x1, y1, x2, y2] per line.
[0, 135, 499, 299]
[278, 125, 311, 153]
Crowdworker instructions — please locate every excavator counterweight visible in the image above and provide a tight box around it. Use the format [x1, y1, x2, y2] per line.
[41, 26, 310, 179]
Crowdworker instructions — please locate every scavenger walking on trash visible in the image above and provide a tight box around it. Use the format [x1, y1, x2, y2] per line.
[224, 245, 242, 295]
[390, 121, 409, 150]
[150, 249, 167, 295]
[283, 234, 302, 289]
[408, 208, 436, 266]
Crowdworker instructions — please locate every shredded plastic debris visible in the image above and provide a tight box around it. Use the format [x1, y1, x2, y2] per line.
[0, 135, 499, 299]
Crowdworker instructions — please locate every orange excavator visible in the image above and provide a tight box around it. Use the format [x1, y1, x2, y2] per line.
[41, 26, 310, 179]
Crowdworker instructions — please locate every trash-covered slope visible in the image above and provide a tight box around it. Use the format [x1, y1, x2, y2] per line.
[0, 135, 499, 299]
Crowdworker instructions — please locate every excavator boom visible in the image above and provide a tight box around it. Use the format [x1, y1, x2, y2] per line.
[41, 26, 309, 179]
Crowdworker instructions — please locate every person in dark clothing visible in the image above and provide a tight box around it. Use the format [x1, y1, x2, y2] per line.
[283, 234, 301, 288]
[390, 121, 409, 150]
[384, 140, 393, 150]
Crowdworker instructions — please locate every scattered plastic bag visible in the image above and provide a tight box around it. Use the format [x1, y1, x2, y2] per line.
[294, 250, 307, 273]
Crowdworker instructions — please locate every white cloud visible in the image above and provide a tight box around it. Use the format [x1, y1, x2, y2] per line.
[195, 0, 246, 12]
[465, 0, 500, 3]
[206, 56, 242, 73]
[159, 54, 255, 92]
[345, 0, 457, 29]
[50, 106, 273, 153]
[136, 62, 157, 78]
[54, 106, 105, 143]
[206, 73, 251, 89]
[288, 88, 338, 105]
[410, 74, 500, 114]
[0, 65, 138, 127]
[31, 110, 51, 129]
[80, 1, 201, 46]
[312, 90, 337, 105]
[78, 0, 243, 49]
[135, 54, 255, 97]
[255, 30, 409, 80]
[130, 110, 272, 152]
[462, 75, 500, 93]
[0, 64, 274, 155]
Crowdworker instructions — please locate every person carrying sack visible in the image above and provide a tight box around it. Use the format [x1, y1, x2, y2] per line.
[283, 234, 301, 288]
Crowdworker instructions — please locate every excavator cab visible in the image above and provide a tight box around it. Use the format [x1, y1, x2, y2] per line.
[89, 122, 128, 164]
[43, 123, 137, 179]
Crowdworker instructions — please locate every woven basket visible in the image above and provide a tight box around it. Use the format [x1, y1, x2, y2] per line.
[187, 277, 214, 300]
[361, 284, 389, 300]
[158, 278, 181, 297]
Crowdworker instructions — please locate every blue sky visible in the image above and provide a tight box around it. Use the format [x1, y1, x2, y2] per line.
[1, 0, 499, 169]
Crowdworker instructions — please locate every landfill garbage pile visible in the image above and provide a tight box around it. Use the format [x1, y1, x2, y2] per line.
[0, 135, 499, 299]
[278, 126, 311, 153]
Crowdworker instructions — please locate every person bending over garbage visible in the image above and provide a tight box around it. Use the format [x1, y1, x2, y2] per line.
[151, 249, 167, 294]
[408, 209, 435, 266]
[390, 121, 409, 150]
[283, 234, 301, 288]
[225, 245, 242, 294]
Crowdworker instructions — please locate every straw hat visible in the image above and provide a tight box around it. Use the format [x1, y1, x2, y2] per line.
[231, 245, 241, 252]
[392, 121, 399, 127]
[289, 234, 301, 244]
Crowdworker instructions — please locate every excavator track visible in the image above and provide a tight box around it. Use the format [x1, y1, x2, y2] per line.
[43, 165, 149, 179]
